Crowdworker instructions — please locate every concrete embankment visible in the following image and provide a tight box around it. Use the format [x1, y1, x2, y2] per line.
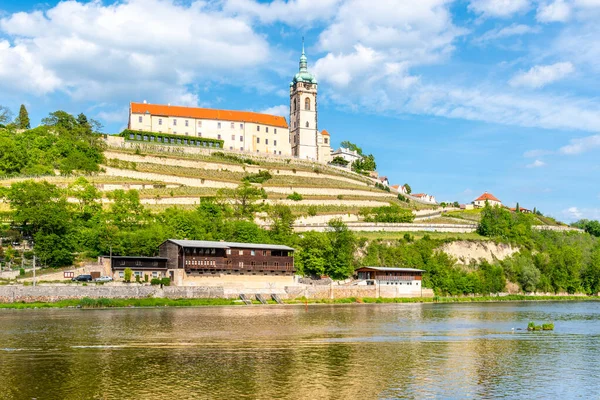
[0, 284, 433, 303]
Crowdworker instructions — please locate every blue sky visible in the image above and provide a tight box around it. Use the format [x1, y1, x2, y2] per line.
[1, 0, 599, 222]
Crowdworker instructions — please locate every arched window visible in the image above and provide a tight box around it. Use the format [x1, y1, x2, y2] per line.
[305, 121, 309, 128]
[305, 97, 311, 110]
[293, 99, 297, 111]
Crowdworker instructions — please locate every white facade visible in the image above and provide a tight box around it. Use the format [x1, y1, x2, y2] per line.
[413, 193, 437, 204]
[331, 147, 362, 164]
[129, 104, 291, 156]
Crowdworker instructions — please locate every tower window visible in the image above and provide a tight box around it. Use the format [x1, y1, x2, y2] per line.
[265, 139, 268, 145]
[231, 135, 235, 140]
[257, 138, 260, 144]
[274, 140, 277, 146]
[239, 136, 243, 142]
[293, 99, 297, 111]
[306, 121, 309, 128]
[325, 138, 328, 144]
[305, 98, 311, 111]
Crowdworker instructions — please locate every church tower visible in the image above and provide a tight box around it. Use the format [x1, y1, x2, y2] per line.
[290, 40, 318, 160]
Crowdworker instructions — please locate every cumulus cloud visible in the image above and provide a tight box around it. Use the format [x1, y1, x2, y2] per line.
[563, 206, 583, 220]
[475, 23, 540, 44]
[0, 0, 270, 105]
[537, 0, 572, 22]
[260, 104, 288, 117]
[526, 159, 546, 168]
[468, 0, 531, 18]
[559, 134, 600, 154]
[223, 0, 342, 25]
[562, 206, 600, 221]
[509, 62, 574, 88]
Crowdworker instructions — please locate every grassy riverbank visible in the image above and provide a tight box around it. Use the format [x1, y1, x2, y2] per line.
[0, 295, 598, 309]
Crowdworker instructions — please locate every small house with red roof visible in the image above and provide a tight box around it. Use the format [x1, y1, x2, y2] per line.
[473, 192, 502, 208]
[413, 193, 437, 204]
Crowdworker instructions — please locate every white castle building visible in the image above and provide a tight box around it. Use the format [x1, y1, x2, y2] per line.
[128, 44, 332, 162]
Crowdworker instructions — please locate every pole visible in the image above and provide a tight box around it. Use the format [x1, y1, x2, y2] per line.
[33, 255, 36, 287]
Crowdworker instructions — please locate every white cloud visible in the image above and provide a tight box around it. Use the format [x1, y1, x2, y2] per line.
[559, 134, 600, 154]
[475, 23, 540, 44]
[537, 0, 572, 22]
[524, 149, 553, 157]
[509, 62, 574, 88]
[526, 159, 546, 168]
[468, 0, 531, 18]
[260, 104, 288, 117]
[561, 206, 600, 221]
[562, 206, 583, 220]
[0, 0, 270, 104]
[223, 0, 342, 25]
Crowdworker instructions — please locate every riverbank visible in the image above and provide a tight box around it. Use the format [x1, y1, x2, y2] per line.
[0, 295, 597, 309]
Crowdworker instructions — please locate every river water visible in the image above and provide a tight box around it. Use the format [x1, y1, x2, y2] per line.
[0, 302, 599, 399]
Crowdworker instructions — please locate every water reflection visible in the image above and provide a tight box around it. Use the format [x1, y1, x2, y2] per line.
[0, 302, 600, 399]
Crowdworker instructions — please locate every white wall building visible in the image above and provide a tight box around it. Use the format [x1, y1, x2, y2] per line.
[413, 193, 437, 204]
[331, 147, 362, 165]
[473, 192, 502, 208]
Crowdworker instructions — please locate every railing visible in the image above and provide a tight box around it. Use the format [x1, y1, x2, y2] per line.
[186, 264, 294, 272]
[375, 275, 419, 281]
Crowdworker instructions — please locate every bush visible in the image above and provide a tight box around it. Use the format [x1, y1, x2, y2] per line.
[307, 206, 318, 216]
[243, 170, 272, 183]
[19, 268, 25, 276]
[287, 192, 303, 201]
[124, 267, 132, 283]
[135, 274, 141, 283]
[144, 274, 149, 283]
[150, 278, 161, 285]
[161, 277, 171, 286]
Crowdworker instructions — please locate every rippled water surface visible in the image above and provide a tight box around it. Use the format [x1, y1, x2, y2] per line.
[1, 302, 599, 399]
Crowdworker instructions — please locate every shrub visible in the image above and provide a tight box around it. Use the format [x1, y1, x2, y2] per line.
[161, 277, 171, 286]
[135, 274, 141, 283]
[150, 278, 161, 285]
[307, 206, 318, 216]
[144, 274, 149, 283]
[313, 167, 322, 174]
[19, 268, 25, 276]
[243, 170, 272, 184]
[124, 267, 132, 283]
[287, 192, 303, 201]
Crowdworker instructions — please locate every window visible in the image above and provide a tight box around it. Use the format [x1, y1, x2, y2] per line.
[230, 122, 234, 129]
[240, 123, 244, 129]
[257, 126, 260, 131]
[184, 120, 188, 127]
[134, 271, 142, 277]
[257, 138, 260, 144]
[173, 119, 177, 126]
[239, 136, 243, 142]
[152, 271, 158, 278]
[138, 116, 142, 123]
[305, 97, 311, 110]
[266, 127, 269, 133]
[325, 138, 328, 144]
[293, 98, 297, 111]
[239, 250, 243, 255]
[198, 132, 202, 137]
[119, 271, 124, 278]
[251, 250, 255, 256]
[239, 262, 244, 268]
[274, 262, 279, 267]
[262, 250, 267, 256]
[218, 134, 221, 140]
[158, 118, 162, 126]
[135, 260, 142, 266]
[226, 249, 231, 255]
[229, 146, 233, 150]
[231, 134, 235, 141]
[218, 122, 221, 129]
[265, 139, 268, 145]
[263, 261, 268, 267]
[198, 121, 202, 127]
[274, 129, 277, 134]
[240, 147, 244, 151]
[279, 151, 281, 155]
[306, 121, 309, 128]
[274, 140, 277, 146]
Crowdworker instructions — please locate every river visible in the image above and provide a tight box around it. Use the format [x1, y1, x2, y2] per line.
[0, 302, 599, 399]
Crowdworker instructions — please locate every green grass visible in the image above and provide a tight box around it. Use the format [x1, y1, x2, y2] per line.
[286, 295, 598, 305]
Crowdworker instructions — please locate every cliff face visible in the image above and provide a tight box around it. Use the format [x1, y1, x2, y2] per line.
[439, 241, 519, 265]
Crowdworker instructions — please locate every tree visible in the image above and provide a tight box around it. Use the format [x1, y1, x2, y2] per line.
[267, 204, 295, 242]
[124, 267, 132, 282]
[218, 182, 266, 219]
[15, 105, 30, 130]
[330, 156, 349, 167]
[296, 232, 331, 277]
[76, 113, 90, 131]
[326, 219, 357, 279]
[403, 183, 412, 194]
[515, 202, 520, 213]
[0, 106, 12, 126]
[68, 177, 101, 220]
[340, 141, 363, 155]
[584, 220, 600, 237]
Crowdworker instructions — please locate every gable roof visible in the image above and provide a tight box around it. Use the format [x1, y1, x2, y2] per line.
[321, 129, 330, 136]
[391, 184, 400, 189]
[131, 102, 288, 129]
[164, 239, 294, 251]
[474, 192, 501, 202]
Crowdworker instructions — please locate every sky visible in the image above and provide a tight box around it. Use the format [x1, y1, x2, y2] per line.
[0, 0, 599, 222]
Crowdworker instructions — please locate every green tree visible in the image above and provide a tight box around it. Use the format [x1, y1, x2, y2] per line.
[15, 105, 30, 130]
[403, 183, 412, 194]
[515, 202, 520, 213]
[124, 267, 132, 282]
[340, 141, 363, 155]
[68, 177, 102, 220]
[0, 106, 12, 126]
[330, 156, 349, 167]
[218, 182, 266, 219]
[267, 204, 296, 243]
[106, 189, 148, 229]
[326, 219, 357, 279]
[296, 232, 331, 277]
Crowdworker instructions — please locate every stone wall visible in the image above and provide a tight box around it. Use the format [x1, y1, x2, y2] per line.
[295, 222, 477, 233]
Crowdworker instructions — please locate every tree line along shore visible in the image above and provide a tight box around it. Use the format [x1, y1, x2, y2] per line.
[1, 109, 600, 298]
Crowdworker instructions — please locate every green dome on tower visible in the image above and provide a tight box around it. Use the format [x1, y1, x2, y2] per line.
[291, 40, 317, 86]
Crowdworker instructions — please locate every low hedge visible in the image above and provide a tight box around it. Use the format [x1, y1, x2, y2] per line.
[120, 129, 224, 149]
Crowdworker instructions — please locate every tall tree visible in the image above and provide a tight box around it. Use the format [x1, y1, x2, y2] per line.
[0, 106, 12, 126]
[16, 105, 30, 129]
[403, 183, 412, 194]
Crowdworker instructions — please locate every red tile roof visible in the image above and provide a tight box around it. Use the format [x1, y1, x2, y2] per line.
[131, 102, 288, 129]
[474, 192, 501, 202]
[321, 129, 330, 136]
[413, 193, 426, 197]
[391, 184, 400, 189]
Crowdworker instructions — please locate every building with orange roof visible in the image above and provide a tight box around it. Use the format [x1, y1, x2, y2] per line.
[129, 102, 291, 156]
[473, 192, 502, 208]
[413, 193, 437, 204]
[127, 43, 332, 161]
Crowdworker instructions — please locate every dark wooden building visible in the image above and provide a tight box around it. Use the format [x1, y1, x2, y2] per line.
[158, 239, 295, 276]
[355, 267, 423, 282]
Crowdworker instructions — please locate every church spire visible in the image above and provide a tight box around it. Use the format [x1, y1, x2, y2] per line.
[299, 37, 308, 72]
